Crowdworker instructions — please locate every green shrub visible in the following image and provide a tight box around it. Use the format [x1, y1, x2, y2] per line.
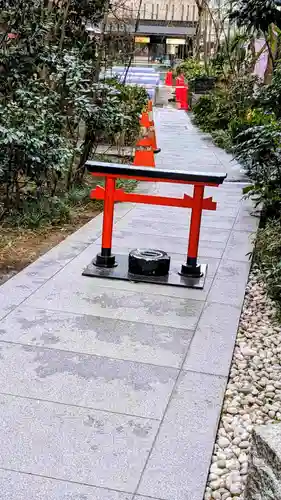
[256, 65, 281, 118]
[0, 3, 147, 222]
[191, 60, 281, 310]
[6, 196, 72, 229]
[193, 74, 260, 134]
[5, 184, 98, 228]
[212, 129, 233, 152]
[116, 178, 138, 192]
[192, 94, 216, 131]
[67, 185, 92, 206]
[234, 122, 281, 217]
[255, 219, 281, 305]
[230, 108, 276, 143]
[175, 58, 208, 81]
[193, 90, 232, 132]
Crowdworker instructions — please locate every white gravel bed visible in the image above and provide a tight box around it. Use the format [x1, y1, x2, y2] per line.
[205, 267, 281, 500]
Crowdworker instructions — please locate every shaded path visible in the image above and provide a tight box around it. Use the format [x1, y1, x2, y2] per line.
[0, 108, 258, 500]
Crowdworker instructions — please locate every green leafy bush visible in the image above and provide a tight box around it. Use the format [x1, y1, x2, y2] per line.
[257, 65, 281, 119]
[102, 80, 148, 146]
[191, 53, 281, 309]
[0, 2, 147, 221]
[234, 122, 281, 217]
[175, 58, 209, 81]
[192, 94, 216, 131]
[210, 33, 250, 77]
[230, 108, 276, 143]
[0, 86, 72, 211]
[212, 130, 233, 152]
[255, 219, 281, 305]
[193, 74, 259, 135]
[230, 0, 281, 32]
[193, 90, 233, 132]
[6, 196, 72, 229]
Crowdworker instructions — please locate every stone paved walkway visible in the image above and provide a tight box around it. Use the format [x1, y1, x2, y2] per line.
[0, 108, 258, 500]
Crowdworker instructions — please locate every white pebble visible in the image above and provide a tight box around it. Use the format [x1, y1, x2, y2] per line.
[210, 479, 221, 490]
[230, 483, 242, 495]
[238, 452, 248, 464]
[226, 459, 239, 471]
[241, 346, 256, 357]
[211, 492, 221, 499]
[240, 441, 250, 449]
[217, 459, 226, 468]
[227, 407, 237, 415]
[218, 437, 230, 449]
[206, 270, 281, 500]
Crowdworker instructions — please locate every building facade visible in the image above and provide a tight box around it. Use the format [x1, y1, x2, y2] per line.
[110, 0, 199, 62]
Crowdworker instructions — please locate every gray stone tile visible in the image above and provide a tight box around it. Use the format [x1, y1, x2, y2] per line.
[65, 203, 135, 245]
[0, 239, 91, 321]
[137, 371, 226, 500]
[0, 277, 45, 321]
[81, 275, 213, 302]
[201, 215, 235, 230]
[24, 276, 204, 329]
[110, 231, 190, 254]
[218, 258, 251, 279]
[0, 394, 158, 491]
[215, 197, 243, 208]
[209, 277, 246, 307]
[134, 182, 158, 194]
[238, 195, 255, 211]
[134, 497, 160, 500]
[234, 214, 260, 232]
[24, 239, 91, 271]
[121, 212, 235, 230]
[0, 343, 178, 418]
[96, 231, 227, 259]
[213, 205, 241, 218]
[59, 216, 102, 244]
[116, 219, 230, 243]
[123, 206, 236, 224]
[168, 151, 223, 165]
[184, 302, 242, 376]
[0, 307, 193, 368]
[0, 469, 133, 500]
[129, 206, 191, 220]
[208, 259, 251, 307]
[223, 230, 255, 262]
[69, 241, 220, 281]
[53, 248, 215, 301]
[20, 258, 70, 281]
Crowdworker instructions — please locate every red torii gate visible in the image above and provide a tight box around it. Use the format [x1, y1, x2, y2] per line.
[83, 162, 227, 289]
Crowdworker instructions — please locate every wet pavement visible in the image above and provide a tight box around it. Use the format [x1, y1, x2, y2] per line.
[0, 108, 258, 500]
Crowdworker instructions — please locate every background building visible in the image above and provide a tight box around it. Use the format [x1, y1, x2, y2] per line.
[109, 0, 199, 62]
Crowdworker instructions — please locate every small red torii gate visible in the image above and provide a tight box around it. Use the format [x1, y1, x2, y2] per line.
[83, 162, 227, 289]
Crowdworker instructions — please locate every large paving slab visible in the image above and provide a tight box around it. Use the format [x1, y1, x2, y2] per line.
[184, 301, 242, 377]
[137, 371, 227, 500]
[0, 470, 133, 500]
[0, 107, 258, 499]
[0, 306, 193, 368]
[0, 394, 158, 492]
[0, 342, 178, 418]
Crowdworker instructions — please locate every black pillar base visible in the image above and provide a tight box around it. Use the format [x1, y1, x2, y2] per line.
[93, 251, 117, 268]
[179, 257, 203, 278]
[83, 254, 207, 289]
